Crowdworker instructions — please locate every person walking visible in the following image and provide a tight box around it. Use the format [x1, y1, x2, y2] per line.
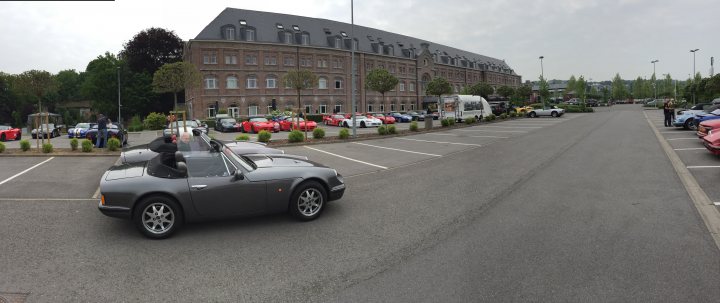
[96, 114, 108, 148]
[663, 100, 672, 127]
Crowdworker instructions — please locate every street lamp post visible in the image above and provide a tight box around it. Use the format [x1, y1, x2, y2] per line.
[651, 59, 658, 100]
[117, 66, 121, 125]
[539, 56, 544, 107]
[350, 0, 357, 137]
[690, 49, 700, 105]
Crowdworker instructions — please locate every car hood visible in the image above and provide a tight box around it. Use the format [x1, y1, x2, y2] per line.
[105, 161, 146, 181]
[704, 131, 720, 144]
[244, 154, 319, 168]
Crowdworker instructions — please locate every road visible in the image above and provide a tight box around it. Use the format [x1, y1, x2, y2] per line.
[0, 105, 718, 302]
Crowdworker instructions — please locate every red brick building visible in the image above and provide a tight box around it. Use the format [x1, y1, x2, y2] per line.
[185, 8, 521, 119]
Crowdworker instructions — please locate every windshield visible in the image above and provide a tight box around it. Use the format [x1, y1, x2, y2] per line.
[168, 121, 199, 128]
[221, 118, 237, 124]
[75, 123, 90, 129]
[0, 126, 9, 130]
[250, 118, 268, 122]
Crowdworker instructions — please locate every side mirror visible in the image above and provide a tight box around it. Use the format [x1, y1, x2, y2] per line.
[233, 170, 244, 180]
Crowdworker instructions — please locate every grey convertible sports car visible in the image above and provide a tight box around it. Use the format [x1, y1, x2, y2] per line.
[98, 136, 345, 239]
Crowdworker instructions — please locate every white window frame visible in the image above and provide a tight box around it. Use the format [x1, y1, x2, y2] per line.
[399, 82, 405, 91]
[204, 77, 217, 89]
[246, 76, 257, 89]
[284, 32, 293, 44]
[284, 56, 295, 66]
[226, 76, 238, 89]
[228, 107, 239, 118]
[319, 104, 327, 114]
[301, 34, 310, 45]
[334, 104, 342, 113]
[400, 104, 406, 111]
[225, 55, 237, 65]
[410, 104, 415, 110]
[266, 77, 277, 88]
[207, 106, 217, 118]
[304, 105, 312, 114]
[209, 53, 217, 64]
[409, 82, 415, 92]
[318, 78, 328, 89]
[367, 104, 374, 112]
[390, 104, 396, 111]
[225, 27, 235, 40]
[335, 79, 343, 89]
[246, 29, 255, 41]
[245, 54, 257, 65]
[335, 38, 342, 49]
[380, 105, 385, 112]
[264, 56, 277, 65]
[248, 106, 259, 116]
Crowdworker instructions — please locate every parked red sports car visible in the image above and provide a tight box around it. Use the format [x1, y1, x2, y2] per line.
[702, 130, 720, 155]
[241, 117, 280, 133]
[279, 117, 317, 131]
[324, 114, 346, 126]
[0, 125, 21, 141]
[368, 113, 396, 124]
[696, 119, 720, 138]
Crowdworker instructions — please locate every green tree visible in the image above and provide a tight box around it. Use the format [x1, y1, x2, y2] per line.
[467, 82, 494, 99]
[632, 77, 644, 99]
[566, 75, 577, 96]
[81, 52, 121, 119]
[611, 73, 627, 101]
[496, 85, 515, 100]
[283, 69, 318, 138]
[152, 62, 202, 111]
[514, 85, 532, 102]
[15, 70, 57, 113]
[538, 76, 550, 105]
[365, 68, 399, 112]
[576, 76, 587, 103]
[425, 77, 452, 116]
[119, 28, 183, 75]
[0, 73, 17, 125]
[55, 69, 83, 103]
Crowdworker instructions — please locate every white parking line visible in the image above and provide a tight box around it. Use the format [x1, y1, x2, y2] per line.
[714, 202, 720, 206]
[430, 133, 509, 139]
[476, 126, 541, 129]
[352, 142, 441, 157]
[0, 157, 54, 186]
[0, 198, 99, 201]
[686, 166, 720, 169]
[455, 129, 527, 133]
[674, 148, 707, 151]
[304, 146, 388, 169]
[398, 137, 482, 147]
[667, 138, 701, 141]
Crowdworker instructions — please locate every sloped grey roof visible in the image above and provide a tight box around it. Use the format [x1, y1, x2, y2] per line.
[194, 8, 516, 75]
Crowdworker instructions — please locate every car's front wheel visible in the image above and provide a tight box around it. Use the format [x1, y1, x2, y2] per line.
[685, 119, 696, 130]
[551, 111, 558, 117]
[133, 195, 183, 239]
[360, 121, 366, 128]
[529, 112, 537, 118]
[289, 181, 326, 221]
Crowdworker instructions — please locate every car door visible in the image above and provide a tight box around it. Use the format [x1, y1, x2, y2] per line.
[185, 152, 266, 217]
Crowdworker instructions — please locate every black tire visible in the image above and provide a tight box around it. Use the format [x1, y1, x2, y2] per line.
[551, 111, 558, 117]
[32, 134, 36, 139]
[16, 132, 21, 140]
[133, 195, 183, 239]
[529, 112, 537, 118]
[289, 181, 326, 221]
[0, 134, 5, 141]
[343, 122, 349, 128]
[685, 119, 696, 131]
[251, 126, 257, 134]
[360, 121, 366, 128]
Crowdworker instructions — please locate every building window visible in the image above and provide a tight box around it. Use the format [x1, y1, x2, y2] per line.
[246, 76, 257, 89]
[335, 78, 343, 89]
[264, 56, 277, 65]
[335, 38, 342, 49]
[301, 33, 310, 45]
[266, 76, 277, 88]
[334, 104, 342, 113]
[248, 106, 258, 116]
[284, 32, 293, 44]
[352, 39, 358, 50]
[367, 104, 374, 112]
[399, 82, 405, 91]
[400, 104, 406, 111]
[225, 27, 235, 40]
[207, 106, 216, 118]
[285, 79, 292, 89]
[226, 76, 238, 89]
[245, 54, 257, 65]
[409, 82, 415, 92]
[410, 104, 415, 110]
[225, 55, 237, 65]
[317, 59, 327, 68]
[203, 53, 217, 64]
[246, 29, 255, 41]
[284, 56, 295, 66]
[228, 106, 239, 118]
[390, 104, 396, 111]
[380, 105, 385, 112]
[204, 76, 217, 89]
[304, 105, 312, 114]
[318, 77, 327, 89]
[319, 104, 327, 114]
[300, 57, 311, 67]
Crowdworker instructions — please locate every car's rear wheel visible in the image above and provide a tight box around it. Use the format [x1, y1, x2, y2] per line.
[289, 181, 326, 221]
[16, 132, 21, 140]
[529, 112, 537, 118]
[133, 195, 183, 239]
[0, 134, 5, 141]
[360, 121, 366, 128]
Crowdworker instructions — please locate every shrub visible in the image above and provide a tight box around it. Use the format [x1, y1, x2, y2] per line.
[202, 119, 216, 129]
[500, 113, 508, 119]
[143, 112, 166, 130]
[288, 130, 305, 142]
[128, 115, 143, 132]
[304, 114, 325, 123]
[409, 121, 419, 131]
[388, 125, 396, 134]
[464, 117, 476, 124]
[441, 119, 450, 127]
[235, 134, 250, 141]
[339, 128, 350, 139]
[107, 138, 121, 151]
[82, 139, 93, 152]
[70, 138, 79, 151]
[378, 125, 388, 135]
[449, 118, 456, 125]
[258, 130, 272, 143]
[509, 111, 518, 118]
[312, 127, 325, 139]
[0, 142, 5, 153]
[42, 143, 53, 153]
[20, 139, 30, 151]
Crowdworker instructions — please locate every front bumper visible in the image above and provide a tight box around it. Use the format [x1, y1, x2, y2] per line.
[328, 183, 346, 201]
[98, 201, 131, 219]
[703, 141, 720, 155]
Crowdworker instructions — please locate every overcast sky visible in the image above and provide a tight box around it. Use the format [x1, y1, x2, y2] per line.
[0, 0, 718, 82]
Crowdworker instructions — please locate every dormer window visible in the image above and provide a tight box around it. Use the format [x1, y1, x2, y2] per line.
[284, 32, 293, 44]
[301, 33, 310, 45]
[245, 28, 255, 41]
[224, 27, 235, 40]
[334, 37, 342, 49]
[276, 23, 284, 29]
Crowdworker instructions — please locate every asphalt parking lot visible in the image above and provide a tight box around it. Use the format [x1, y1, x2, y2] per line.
[645, 109, 720, 205]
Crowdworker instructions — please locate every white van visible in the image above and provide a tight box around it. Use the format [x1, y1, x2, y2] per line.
[441, 95, 492, 121]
